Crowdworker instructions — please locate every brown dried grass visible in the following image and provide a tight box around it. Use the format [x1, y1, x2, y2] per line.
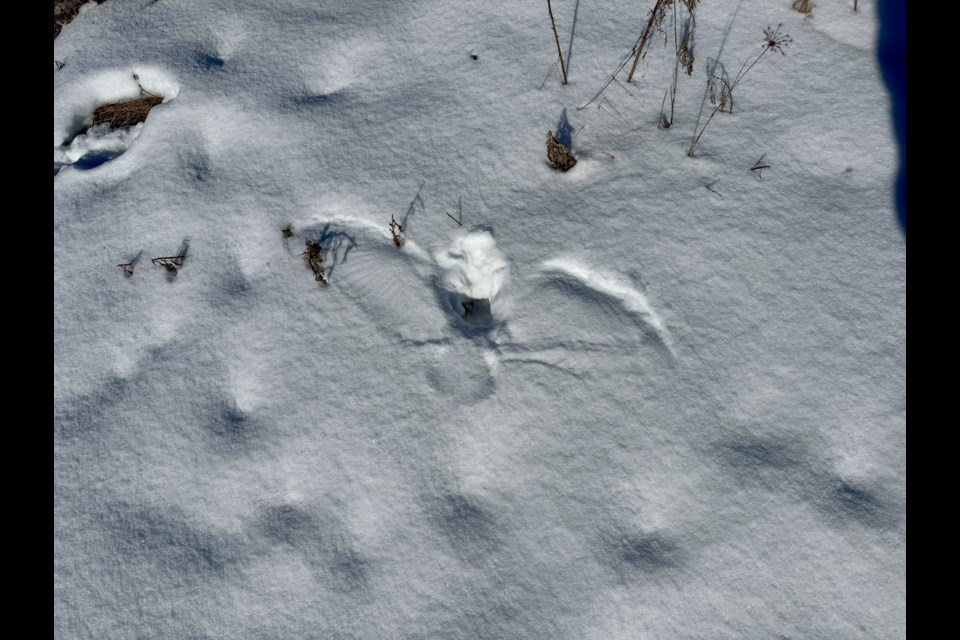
[76, 95, 163, 138]
[546, 131, 577, 171]
[302, 239, 328, 285]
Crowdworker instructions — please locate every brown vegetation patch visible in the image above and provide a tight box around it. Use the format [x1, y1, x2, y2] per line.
[546, 131, 577, 171]
[74, 95, 163, 139]
[54, 0, 105, 39]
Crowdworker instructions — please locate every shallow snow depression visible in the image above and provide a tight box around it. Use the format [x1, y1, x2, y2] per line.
[55, 1, 905, 638]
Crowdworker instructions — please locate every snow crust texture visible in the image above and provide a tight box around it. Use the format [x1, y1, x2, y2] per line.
[55, 1, 905, 638]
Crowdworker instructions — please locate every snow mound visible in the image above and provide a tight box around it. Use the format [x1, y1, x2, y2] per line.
[436, 230, 510, 334]
[53, 66, 179, 174]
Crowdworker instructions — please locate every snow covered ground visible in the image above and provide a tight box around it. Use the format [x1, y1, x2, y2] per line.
[54, 1, 905, 638]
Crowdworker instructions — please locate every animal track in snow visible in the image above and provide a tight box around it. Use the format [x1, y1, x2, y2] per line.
[538, 258, 674, 355]
[294, 215, 445, 341]
[423, 342, 498, 402]
[435, 230, 509, 335]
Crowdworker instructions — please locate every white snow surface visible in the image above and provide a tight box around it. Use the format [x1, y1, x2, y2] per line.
[54, 1, 905, 638]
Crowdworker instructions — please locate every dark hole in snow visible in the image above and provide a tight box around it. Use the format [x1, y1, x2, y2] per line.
[460, 297, 492, 323]
[437, 289, 498, 337]
[73, 148, 125, 170]
[54, 148, 128, 174]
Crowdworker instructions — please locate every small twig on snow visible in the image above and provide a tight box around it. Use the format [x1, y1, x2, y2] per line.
[750, 154, 770, 179]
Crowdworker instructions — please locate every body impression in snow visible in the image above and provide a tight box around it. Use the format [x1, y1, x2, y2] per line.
[436, 230, 509, 334]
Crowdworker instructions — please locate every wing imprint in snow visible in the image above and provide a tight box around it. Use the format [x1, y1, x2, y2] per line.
[539, 258, 673, 355]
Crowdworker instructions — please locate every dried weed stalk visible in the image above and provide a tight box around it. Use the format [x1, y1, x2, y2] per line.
[151, 255, 184, 275]
[751, 154, 771, 179]
[583, 1, 696, 114]
[661, 0, 699, 128]
[707, 61, 735, 113]
[389, 215, 406, 248]
[677, 4, 698, 76]
[687, 24, 792, 157]
[792, 0, 815, 15]
[302, 239, 328, 285]
[151, 241, 188, 275]
[626, 0, 670, 83]
[445, 195, 463, 226]
[578, 0, 667, 110]
[117, 251, 142, 277]
[547, 0, 568, 85]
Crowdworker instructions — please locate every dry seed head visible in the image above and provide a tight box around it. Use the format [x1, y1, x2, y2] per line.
[791, 0, 814, 15]
[763, 24, 792, 54]
[546, 131, 577, 171]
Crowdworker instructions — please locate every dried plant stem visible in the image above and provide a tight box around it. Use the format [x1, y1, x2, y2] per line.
[389, 215, 406, 248]
[151, 256, 183, 274]
[547, 0, 568, 85]
[688, 0, 742, 150]
[666, 0, 680, 126]
[626, 0, 668, 83]
[445, 196, 463, 226]
[117, 251, 142, 277]
[688, 23, 789, 157]
[302, 239, 328, 285]
[659, 90, 670, 128]
[687, 106, 721, 156]
[539, 59, 560, 90]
